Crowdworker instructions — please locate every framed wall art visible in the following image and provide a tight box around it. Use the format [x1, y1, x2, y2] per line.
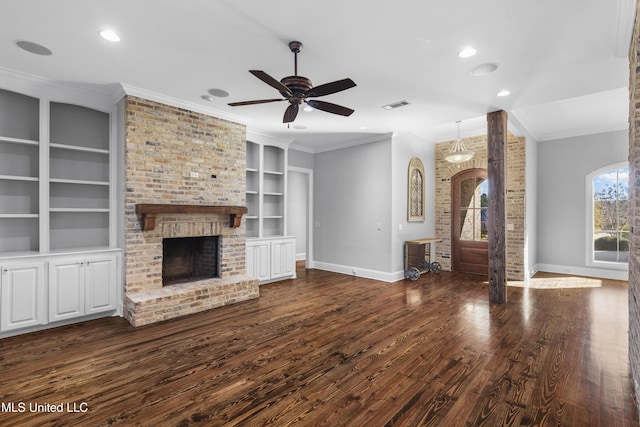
[408, 157, 425, 222]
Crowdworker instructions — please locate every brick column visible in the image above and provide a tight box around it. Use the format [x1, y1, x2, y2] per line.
[628, 1, 640, 416]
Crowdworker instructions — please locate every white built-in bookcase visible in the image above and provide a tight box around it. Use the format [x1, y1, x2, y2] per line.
[0, 84, 116, 256]
[245, 140, 287, 238]
[245, 134, 296, 283]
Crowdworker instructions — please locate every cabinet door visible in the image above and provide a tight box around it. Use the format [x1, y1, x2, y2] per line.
[246, 242, 270, 282]
[85, 255, 117, 314]
[1, 262, 46, 331]
[270, 239, 295, 279]
[49, 259, 85, 322]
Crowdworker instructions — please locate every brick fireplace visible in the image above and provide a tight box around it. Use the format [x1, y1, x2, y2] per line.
[122, 96, 259, 327]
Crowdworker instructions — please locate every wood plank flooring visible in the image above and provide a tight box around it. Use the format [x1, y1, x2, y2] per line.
[0, 266, 637, 426]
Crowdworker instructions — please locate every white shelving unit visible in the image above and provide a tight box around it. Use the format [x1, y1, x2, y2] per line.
[49, 101, 110, 251]
[0, 89, 40, 253]
[0, 79, 121, 338]
[245, 138, 295, 283]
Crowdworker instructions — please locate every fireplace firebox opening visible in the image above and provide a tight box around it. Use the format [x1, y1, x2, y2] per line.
[162, 236, 220, 286]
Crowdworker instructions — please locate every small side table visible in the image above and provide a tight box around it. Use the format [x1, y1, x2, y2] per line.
[404, 237, 442, 280]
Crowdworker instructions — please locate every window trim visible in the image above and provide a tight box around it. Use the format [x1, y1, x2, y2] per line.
[585, 161, 629, 271]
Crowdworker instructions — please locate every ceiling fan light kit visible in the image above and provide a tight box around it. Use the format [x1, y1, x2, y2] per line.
[228, 41, 356, 123]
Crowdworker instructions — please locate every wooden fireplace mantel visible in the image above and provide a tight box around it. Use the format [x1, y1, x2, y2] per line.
[135, 204, 248, 231]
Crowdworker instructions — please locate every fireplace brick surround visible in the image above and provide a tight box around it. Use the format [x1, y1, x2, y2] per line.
[123, 96, 258, 327]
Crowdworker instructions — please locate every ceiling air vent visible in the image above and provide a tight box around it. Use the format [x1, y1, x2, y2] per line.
[382, 100, 410, 110]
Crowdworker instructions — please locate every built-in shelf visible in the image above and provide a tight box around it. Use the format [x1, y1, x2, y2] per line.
[245, 141, 287, 239]
[49, 143, 109, 154]
[135, 204, 249, 231]
[0, 175, 38, 182]
[0, 136, 38, 146]
[49, 178, 109, 186]
[50, 208, 109, 213]
[0, 214, 39, 218]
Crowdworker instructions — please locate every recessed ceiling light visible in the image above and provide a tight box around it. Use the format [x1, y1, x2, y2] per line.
[382, 100, 410, 110]
[359, 126, 367, 130]
[16, 40, 52, 56]
[292, 124, 307, 130]
[303, 106, 314, 112]
[458, 47, 477, 58]
[207, 88, 229, 98]
[201, 95, 215, 102]
[99, 30, 120, 42]
[497, 90, 511, 97]
[470, 62, 498, 76]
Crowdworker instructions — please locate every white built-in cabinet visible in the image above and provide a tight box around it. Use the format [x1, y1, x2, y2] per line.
[49, 254, 117, 322]
[245, 139, 296, 283]
[245, 240, 270, 282]
[246, 237, 296, 283]
[0, 77, 121, 338]
[270, 238, 296, 279]
[0, 262, 46, 332]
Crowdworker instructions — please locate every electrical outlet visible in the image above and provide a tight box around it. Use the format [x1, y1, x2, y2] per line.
[190, 171, 199, 178]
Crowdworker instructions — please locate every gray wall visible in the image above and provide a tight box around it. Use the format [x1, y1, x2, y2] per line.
[288, 148, 314, 169]
[314, 138, 393, 272]
[537, 129, 627, 274]
[391, 132, 435, 273]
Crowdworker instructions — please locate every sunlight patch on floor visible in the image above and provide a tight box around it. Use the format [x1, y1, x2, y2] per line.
[508, 273, 605, 289]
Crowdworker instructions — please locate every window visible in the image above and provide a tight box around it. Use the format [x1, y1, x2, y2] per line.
[458, 176, 488, 242]
[587, 163, 629, 267]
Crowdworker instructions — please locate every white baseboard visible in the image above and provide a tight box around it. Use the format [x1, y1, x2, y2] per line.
[535, 263, 628, 281]
[312, 261, 405, 283]
[296, 253, 306, 261]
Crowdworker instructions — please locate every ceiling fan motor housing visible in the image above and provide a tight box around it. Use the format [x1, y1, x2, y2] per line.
[280, 75, 313, 100]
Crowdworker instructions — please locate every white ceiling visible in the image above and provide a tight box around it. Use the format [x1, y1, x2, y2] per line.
[0, 0, 635, 151]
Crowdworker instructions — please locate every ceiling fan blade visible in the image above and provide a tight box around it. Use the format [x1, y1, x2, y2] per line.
[228, 98, 285, 106]
[283, 103, 299, 123]
[305, 78, 356, 97]
[249, 70, 293, 97]
[306, 100, 354, 117]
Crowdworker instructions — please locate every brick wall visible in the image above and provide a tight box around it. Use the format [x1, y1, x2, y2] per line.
[123, 96, 258, 326]
[434, 131, 526, 280]
[629, 1, 640, 416]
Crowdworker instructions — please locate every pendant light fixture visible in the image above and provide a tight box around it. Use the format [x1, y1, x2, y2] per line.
[444, 121, 474, 164]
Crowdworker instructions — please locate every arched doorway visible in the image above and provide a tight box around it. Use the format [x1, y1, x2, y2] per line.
[452, 168, 488, 275]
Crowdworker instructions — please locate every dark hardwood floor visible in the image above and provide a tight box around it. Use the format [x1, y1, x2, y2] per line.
[0, 264, 637, 426]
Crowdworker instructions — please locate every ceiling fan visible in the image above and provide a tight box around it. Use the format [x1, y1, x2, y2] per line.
[228, 41, 356, 123]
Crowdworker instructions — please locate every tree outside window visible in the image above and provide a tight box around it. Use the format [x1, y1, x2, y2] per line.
[592, 166, 629, 263]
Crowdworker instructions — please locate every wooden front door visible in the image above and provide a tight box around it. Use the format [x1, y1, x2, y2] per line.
[452, 169, 488, 275]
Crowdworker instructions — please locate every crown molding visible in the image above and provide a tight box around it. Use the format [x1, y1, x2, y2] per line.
[299, 132, 393, 154]
[118, 83, 249, 125]
[615, 0, 637, 58]
[245, 129, 293, 148]
[0, 67, 117, 112]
